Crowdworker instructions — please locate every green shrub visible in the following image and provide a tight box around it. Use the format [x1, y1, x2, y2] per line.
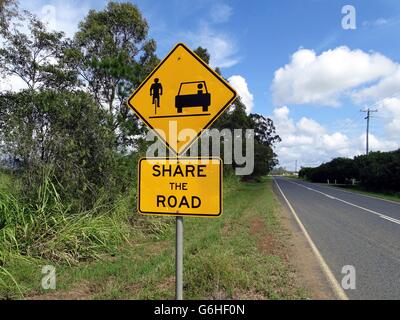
[300, 150, 400, 192]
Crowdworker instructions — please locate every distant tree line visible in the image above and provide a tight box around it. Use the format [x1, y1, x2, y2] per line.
[299, 149, 400, 193]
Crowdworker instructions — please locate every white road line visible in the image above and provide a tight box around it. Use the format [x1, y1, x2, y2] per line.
[380, 215, 400, 225]
[316, 183, 400, 206]
[286, 179, 400, 226]
[274, 178, 349, 300]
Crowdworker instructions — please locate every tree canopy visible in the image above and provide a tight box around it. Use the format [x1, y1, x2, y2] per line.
[67, 1, 159, 150]
[299, 150, 400, 192]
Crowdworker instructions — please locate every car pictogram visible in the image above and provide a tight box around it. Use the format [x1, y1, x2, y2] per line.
[175, 81, 211, 113]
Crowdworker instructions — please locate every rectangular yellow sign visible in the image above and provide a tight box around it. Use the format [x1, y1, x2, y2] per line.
[138, 157, 222, 217]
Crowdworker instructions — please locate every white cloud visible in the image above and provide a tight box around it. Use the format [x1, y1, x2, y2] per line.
[184, 25, 239, 68]
[377, 97, 400, 137]
[352, 67, 400, 103]
[273, 106, 295, 135]
[297, 117, 325, 135]
[363, 18, 390, 27]
[270, 106, 399, 169]
[210, 3, 233, 23]
[280, 135, 314, 147]
[273, 105, 290, 119]
[228, 75, 254, 113]
[271, 106, 337, 167]
[358, 133, 398, 152]
[272, 46, 397, 106]
[22, 0, 90, 38]
[387, 119, 400, 136]
[322, 132, 349, 151]
[362, 17, 400, 28]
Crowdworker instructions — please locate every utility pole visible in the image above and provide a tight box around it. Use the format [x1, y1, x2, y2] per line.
[295, 160, 297, 174]
[361, 108, 378, 155]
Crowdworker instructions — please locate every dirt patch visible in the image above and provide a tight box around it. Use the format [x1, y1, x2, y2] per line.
[147, 240, 169, 254]
[208, 288, 267, 300]
[221, 223, 231, 236]
[212, 289, 229, 300]
[156, 276, 174, 292]
[28, 280, 94, 300]
[272, 183, 336, 300]
[130, 240, 169, 258]
[125, 282, 142, 296]
[232, 289, 265, 300]
[250, 217, 279, 255]
[250, 217, 264, 235]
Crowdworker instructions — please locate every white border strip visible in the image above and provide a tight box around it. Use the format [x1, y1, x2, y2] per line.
[274, 178, 349, 300]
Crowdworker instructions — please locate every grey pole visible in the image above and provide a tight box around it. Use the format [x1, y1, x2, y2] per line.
[366, 109, 370, 155]
[176, 216, 183, 300]
[361, 108, 377, 156]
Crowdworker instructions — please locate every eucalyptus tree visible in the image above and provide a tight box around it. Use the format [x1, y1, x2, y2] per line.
[66, 1, 159, 150]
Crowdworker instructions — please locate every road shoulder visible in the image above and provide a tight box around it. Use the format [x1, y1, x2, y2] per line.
[272, 181, 336, 300]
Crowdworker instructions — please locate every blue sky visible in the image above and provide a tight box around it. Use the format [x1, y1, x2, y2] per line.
[17, 0, 400, 168]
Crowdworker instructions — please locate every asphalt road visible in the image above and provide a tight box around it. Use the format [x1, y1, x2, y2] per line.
[274, 177, 400, 300]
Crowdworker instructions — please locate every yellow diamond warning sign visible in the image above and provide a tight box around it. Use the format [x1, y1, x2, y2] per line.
[138, 157, 222, 217]
[127, 43, 237, 155]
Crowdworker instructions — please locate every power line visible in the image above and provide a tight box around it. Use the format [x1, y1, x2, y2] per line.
[360, 108, 378, 155]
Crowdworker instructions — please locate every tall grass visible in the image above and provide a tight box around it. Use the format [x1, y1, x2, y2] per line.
[0, 168, 176, 299]
[0, 170, 131, 266]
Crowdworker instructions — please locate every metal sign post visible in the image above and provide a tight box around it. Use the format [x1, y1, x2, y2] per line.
[176, 216, 183, 300]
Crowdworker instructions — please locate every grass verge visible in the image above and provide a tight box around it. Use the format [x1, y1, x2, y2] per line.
[1, 175, 307, 300]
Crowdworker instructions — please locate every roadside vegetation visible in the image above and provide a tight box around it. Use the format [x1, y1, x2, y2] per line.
[299, 150, 400, 196]
[1, 174, 306, 299]
[0, 1, 284, 299]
